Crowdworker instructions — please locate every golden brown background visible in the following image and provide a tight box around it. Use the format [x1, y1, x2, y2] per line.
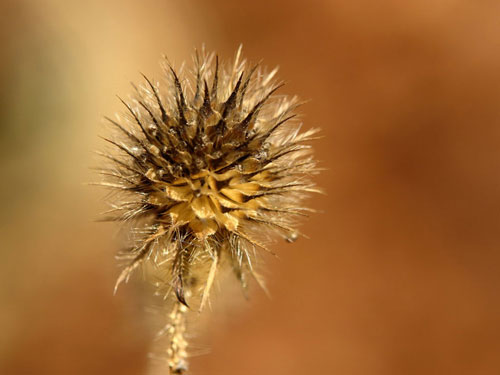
[1, 0, 500, 374]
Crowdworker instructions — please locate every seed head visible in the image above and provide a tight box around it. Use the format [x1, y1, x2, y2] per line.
[98, 46, 320, 372]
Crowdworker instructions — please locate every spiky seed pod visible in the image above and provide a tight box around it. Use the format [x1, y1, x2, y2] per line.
[97, 47, 320, 374]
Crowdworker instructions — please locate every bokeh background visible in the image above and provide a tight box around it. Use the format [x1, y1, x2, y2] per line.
[1, 0, 500, 374]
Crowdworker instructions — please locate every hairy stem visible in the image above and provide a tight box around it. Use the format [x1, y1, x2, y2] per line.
[167, 301, 189, 374]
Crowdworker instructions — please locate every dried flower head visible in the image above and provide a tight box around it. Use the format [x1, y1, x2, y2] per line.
[97, 47, 320, 373]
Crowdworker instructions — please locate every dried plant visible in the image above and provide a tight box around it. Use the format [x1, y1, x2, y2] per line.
[97, 46, 320, 374]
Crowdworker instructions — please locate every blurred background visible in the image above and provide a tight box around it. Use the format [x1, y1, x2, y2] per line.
[1, 0, 500, 374]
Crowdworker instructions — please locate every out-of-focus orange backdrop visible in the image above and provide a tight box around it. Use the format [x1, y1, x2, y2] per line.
[1, 1, 500, 374]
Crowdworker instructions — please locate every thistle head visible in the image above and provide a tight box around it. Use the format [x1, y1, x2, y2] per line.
[99, 47, 320, 309]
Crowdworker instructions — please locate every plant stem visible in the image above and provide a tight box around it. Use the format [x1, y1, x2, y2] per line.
[167, 301, 188, 374]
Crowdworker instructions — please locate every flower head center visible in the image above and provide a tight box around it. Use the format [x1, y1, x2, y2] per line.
[161, 169, 251, 238]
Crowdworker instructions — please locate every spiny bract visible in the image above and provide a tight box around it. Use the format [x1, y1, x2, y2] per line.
[98, 47, 319, 371]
